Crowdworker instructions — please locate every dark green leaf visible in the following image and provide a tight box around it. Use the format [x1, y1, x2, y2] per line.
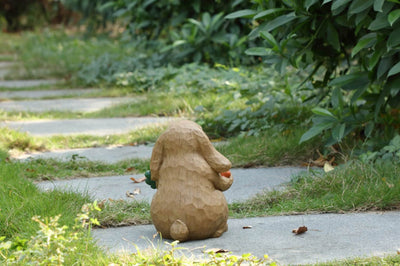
[355, 8, 372, 25]
[349, 0, 373, 14]
[351, 86, 368, 103]
[299, 122, 333, 143]
[328, 72, 368, 88]
[331, 0, 351, 11]
[327, 22, 340, 51]
[377, 56, 394, 80]
[388, 61, 400, 77]
[374, 83, 391, 119]
[259, 12, 297, 32]
[323, 0, 333, 4]
[305, 0, 320, 10]
[388, 9, 400, 25]
[369, 41, 387, 70]
[387, 76, 400, 97]
[364, 122, 374, 138]
[312, 107, 337, 118]
[369, 13, 390, 30]
[253, 8, 287, 20]
[388, 28, 400, 49]
[260, 31, 279, 50]
[388, 91, 400, 108]
[351, 33, 377, 57]
[374, 0, 385, 12]
[225, 9, 257, 19]
[245, 47, 272, 56]
[331, 87, 344, 110]
[332, 124, 345, 142]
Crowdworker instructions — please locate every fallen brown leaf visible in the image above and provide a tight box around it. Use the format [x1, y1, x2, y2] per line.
[97, 199, 106, 209]
[133, 188, 141, 195]
[126, 191, 135, 198]
[292, 226, 308, 235]
[242, 226, 252, 229]
[130, 177, 146, 183]
[205, 248, 229, 254]
[126, 167, 136, 172]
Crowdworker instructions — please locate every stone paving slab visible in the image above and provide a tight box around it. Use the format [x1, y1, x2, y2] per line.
[0, 62, 15, 79]
[36, 167, 307, 204]
[1, 117, 175, 136]
[0, 97, 134, 112]
[0, 79, 59, 88]
[0, 69, 9, 79]
[92, 211, 400, 265]
[0, 88, 100, 99]
[17, 145, 154, 162]
[0, 62, 15, 68]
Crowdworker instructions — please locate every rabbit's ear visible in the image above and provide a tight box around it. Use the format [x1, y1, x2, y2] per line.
[150, 135, 164, 181]
[197, 130, 231, 173]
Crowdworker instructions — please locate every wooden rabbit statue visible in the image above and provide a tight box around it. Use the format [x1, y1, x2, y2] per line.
[150, 120, 233, 242]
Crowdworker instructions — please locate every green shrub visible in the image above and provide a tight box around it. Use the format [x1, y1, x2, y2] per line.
[228, 0, 400, 150]
[62, 0, 254, 65]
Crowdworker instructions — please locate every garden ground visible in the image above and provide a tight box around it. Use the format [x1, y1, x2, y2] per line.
[1, 31, 400, 265]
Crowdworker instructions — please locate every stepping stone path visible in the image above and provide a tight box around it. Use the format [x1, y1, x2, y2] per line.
[36, 167, 307, 204]
[0, 88, 99, 99]
[2, 60, 400, 265]
[0, 79, 59, 88]
[0, 97, 134, 112]
[1, 117, 175, 136]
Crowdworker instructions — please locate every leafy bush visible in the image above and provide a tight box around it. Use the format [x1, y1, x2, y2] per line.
[62, 0, 254, 65]
[228, 0, 400, 149]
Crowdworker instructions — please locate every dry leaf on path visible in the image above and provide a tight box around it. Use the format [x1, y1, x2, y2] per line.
[133, 188, 141, 195]
[130, 177, 146, 183]
[243, 226, 252, 229]
[292, 226, 308, 235]
[126, 167, 136, 172]
[323, 161, 334, 172]
[126, 191, 135, 198]
[205, 248, 229, 254]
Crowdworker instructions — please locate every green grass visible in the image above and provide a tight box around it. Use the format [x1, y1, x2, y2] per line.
[0, 150, 91, 239]
[312, 254, 400, 265]
[94, 200, 151, 227]
[18, 157, 150, 180]
[1, 125, 165, 153]
[229, 160, 400, 217]
[217, 127, 323, 167]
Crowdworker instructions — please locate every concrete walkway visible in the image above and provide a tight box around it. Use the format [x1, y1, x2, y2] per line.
[1, 117, 175, 136]
[0, 79, 59, 88]
[92, 211, 400, 265]
[16, 144, 154, 162]
[0, 97, 135, 112]
[36, 167, 307, 203]
[0, 88, 100, 99]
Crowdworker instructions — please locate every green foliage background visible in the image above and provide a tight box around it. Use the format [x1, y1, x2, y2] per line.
[229, 0, 400, 148]
[1, 0, 400, 154]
